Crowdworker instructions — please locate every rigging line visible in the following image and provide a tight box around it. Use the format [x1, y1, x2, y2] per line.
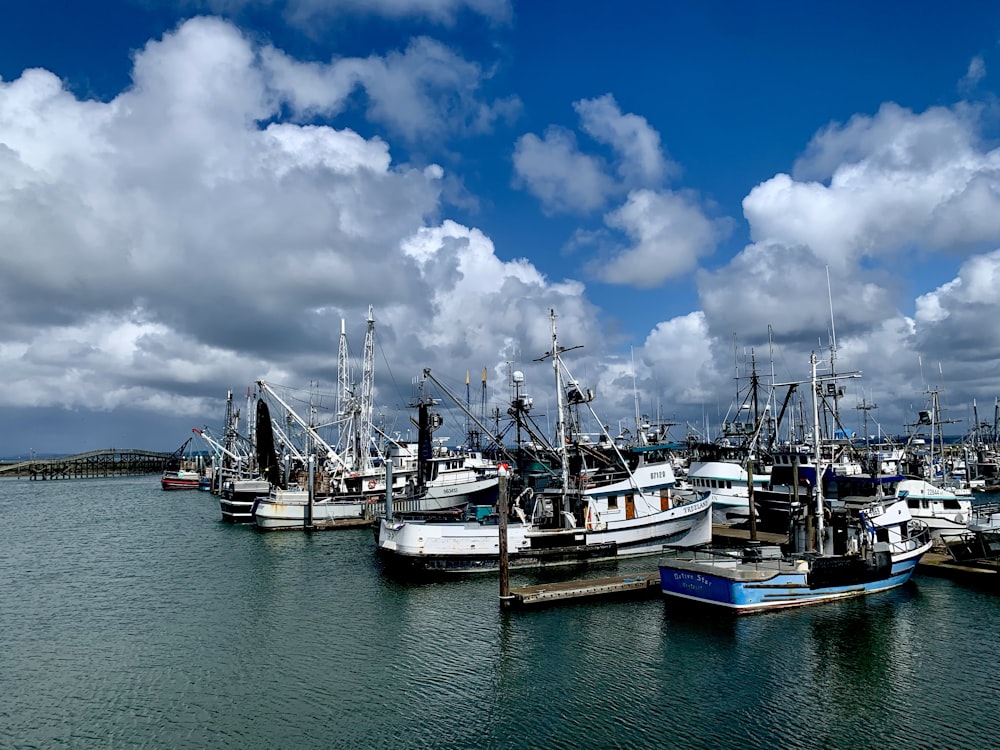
[374, 327, 407, 407]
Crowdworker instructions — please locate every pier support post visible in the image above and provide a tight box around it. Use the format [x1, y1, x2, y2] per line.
[498, 466, 513, 607]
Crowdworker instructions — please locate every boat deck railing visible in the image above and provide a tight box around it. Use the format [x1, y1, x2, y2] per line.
[972, 501, 1000, 520]
[660, 546, 807, 580]
[937, 527, 1000, 563]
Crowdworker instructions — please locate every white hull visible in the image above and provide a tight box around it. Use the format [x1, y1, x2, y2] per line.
[377, 495, 712, 574]
[686, 460, 768, 523]
[423, 475, 498, 504]
[252, 485, 481, 531]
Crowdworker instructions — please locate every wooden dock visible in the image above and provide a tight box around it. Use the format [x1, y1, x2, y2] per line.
[507, 572, 661, 607]
[916, 551, 999, 587]
[710, 525, 787, 545]
[504, 525, 787, 608]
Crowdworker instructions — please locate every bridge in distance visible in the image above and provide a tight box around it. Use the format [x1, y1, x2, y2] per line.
[0, 448, 176, 480]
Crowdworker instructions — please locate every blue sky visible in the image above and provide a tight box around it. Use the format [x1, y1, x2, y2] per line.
[2, 0, 1000, 456]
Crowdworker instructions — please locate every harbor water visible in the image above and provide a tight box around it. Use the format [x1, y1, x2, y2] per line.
[2, 476, 997, 749]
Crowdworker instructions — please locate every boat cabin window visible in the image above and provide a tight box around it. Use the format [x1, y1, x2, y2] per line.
[875, 527, 889, 544]
[906, 498, 919, 509]
[608, 496, 619, 510]
[942, 500, 962, 510]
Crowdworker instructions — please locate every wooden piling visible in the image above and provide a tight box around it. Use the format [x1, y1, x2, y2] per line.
[498, 470, 514, 607]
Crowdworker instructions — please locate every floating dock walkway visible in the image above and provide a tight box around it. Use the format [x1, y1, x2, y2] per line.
[506, 572, 661, 607]
[916, 551, 998, 587]
[505, 525, 787, 608]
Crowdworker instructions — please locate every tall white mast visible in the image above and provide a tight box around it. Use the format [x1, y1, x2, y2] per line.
[550, 309, 570, 508]
[336, 317, 351, 462]
[811, 352, 826, 555]
[359, 305, 376, 469]
[826, 265, 840, 429]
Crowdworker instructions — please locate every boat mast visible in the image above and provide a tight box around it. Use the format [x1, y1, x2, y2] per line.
[811, 352, 826, 555]
[256, 380, 350, 471]
[246, 385, 256, 472]
[336, 318, 351, 463]
[550, 310, 571, 512]
[359, 306, 376, 468]
[631, 347, 642, 443]
[222, 389, 235, 476]
[826, 266, 841, 431]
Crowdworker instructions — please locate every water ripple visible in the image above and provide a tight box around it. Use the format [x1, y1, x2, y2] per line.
[3, 477, 999, 749]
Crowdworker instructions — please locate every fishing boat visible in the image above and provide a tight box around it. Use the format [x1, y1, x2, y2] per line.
[375, 308, 713, 575]
[752, 443, 903, 534]
[251, 448, 497, 530]
[658, 353, 933, 613]
[220, 477, 271, 523]
[687, 459, 769, 524]
[895, 477, 973, 538]
[160, 469, 202, 490]
[685, 347, 774, 525]
[160, 436, 203, 490]
[249, 382, 498, 531]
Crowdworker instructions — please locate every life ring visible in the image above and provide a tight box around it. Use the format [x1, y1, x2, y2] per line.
[954, 513, 966, 525]
[368, 479, 376, 490]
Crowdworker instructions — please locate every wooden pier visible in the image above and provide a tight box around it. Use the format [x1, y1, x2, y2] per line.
[916, 551, 999, 587]
[710, 525, 787, 545]
[0, 448, 175, 479]
[507, 571, 661, 607]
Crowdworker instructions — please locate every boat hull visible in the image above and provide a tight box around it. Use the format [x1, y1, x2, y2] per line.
[160, 471, 201, 491]
[252, 489, 469, 530]
[219, 479, 271, 523]
[658, 541, 930, 613]
[686, 460, 767, 524]
[377, 496, 712, 575]
[423, 476, 498, 507]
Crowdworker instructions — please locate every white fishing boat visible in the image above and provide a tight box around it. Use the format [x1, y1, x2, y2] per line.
[375, 308, 713, 575]
[249, 307, 501, 531]
[251, 486, 443, 530]
[160, 468, 202, 491]
[896, 477, 973, 538]
[685, 348, 773, 525]
[686, 459, 769, 524]
[251, 381, 499, 530]
[160, 436, 203, 490]
[252, 448, 498, 530]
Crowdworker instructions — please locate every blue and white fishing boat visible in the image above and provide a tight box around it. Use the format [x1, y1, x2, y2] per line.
[658, 353, 933, 613]
[658, 496, 931, 612]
